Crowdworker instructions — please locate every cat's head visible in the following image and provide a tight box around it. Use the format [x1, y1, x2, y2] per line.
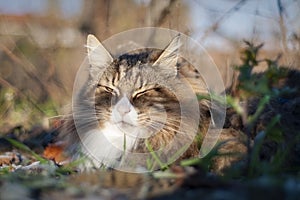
[83, 34, 195, 151]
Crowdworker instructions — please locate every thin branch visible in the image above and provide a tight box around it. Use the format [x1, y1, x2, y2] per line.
[0, 76, 46, 115]
[200, 0, 248, 42]
[155, 0, 177, 27]
[0, 43, 50, 99]
[145, 0, 178, 45]
[277, 0, 288, 54]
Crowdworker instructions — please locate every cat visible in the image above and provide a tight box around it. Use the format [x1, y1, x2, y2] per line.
[61, 34, 214, 171]
[59, 35, 300, 174]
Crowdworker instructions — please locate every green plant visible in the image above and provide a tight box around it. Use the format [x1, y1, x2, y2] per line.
[189, 41, 298, 178]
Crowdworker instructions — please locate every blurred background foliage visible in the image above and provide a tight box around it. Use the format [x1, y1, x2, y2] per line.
[0, 0, 299, 129]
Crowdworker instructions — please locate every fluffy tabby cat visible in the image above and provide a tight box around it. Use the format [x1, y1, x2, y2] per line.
[59, 34, 300, 173]
[63, 34, 212, 170]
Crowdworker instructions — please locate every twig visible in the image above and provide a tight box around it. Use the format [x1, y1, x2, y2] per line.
[146, 0, 178, 45]
[200, 0, 247, 42]
[277, 0, 288, 55]
[154, 0, 177, 27]
[0, 76, 46, 115]
[0, 43, 50, 100]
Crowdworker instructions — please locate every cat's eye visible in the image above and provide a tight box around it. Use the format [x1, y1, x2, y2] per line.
[133, 87, 158, 99]
[105, 87, 114, 93]
[133, 90, 147, 98]
[97, 85, 114, 93]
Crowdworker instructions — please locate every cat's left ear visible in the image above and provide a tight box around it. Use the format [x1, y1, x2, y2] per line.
[86, 34, 113, 80]
[153, 34, 181, 77]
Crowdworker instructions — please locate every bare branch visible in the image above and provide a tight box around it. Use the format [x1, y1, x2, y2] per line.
[277, 0, 288, 54]
[200, 0, 247, 42]
[0, 43, 51, 102]
[0, 76, 46, 115]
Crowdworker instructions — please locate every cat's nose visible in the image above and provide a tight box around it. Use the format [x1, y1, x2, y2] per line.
[116, 96, 132, 116]
[117, 104, 131, 115]
[112, 96, 138, 125]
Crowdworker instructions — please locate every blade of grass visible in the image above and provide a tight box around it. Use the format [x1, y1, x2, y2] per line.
[4, 137, 48, 164]
[248, 95, 270, 124]
[145, 139, 168, 170]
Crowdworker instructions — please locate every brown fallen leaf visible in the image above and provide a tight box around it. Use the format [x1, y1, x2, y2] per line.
[43, 142, 68, 164]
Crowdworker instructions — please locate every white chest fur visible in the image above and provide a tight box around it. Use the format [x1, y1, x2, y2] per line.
[80, 96, 141, 168]
[80, 123, 138, 168]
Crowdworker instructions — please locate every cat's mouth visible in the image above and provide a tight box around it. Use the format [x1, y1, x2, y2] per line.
[113, 121, 153, 139]
[114, 121, 135, 128]
[113, 120, 139, 133]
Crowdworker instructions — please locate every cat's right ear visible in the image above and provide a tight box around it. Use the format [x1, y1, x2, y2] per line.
[86, 34, 113, 80]
[153, 34, 181, 78]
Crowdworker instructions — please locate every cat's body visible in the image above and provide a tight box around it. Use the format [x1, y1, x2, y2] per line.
[62, 35, 212, 170]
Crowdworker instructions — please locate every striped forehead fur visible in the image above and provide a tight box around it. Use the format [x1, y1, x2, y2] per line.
[100, 50, 159, 87]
